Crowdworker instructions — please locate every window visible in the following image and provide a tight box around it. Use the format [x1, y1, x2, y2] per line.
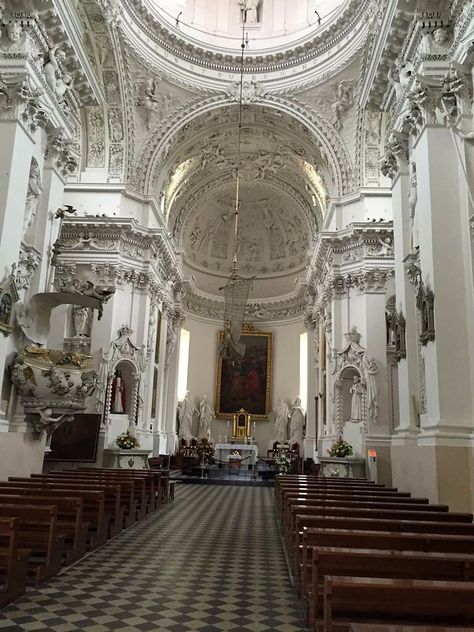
[177, 328, 190, 401]
[299, 332, 308, 412]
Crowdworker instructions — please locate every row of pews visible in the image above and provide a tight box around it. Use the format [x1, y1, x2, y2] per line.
[0, 467, 172, 609]
[275, 474, 474, 632]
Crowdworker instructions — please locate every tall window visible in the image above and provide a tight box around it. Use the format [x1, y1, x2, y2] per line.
[177, 328, 190, 401]
[299, 332, 308, 412]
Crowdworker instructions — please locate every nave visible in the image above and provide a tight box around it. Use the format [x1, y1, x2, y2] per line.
[0, 485, 306, 632]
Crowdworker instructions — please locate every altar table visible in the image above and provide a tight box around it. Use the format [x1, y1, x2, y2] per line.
[214, 443, 259, 465]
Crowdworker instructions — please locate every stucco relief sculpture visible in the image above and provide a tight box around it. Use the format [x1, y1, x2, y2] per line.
[274, 398, 289, 443]
[363, 356, 378, 424]
[331, 81, 353, 130]
[408, 162, 418, 251]
[178, 391, 196, 440]
[289, 397, 305, 446]
[419, 27, 450, 56]
[32, 407, 74, 441]
[23, 159, 42, 236]
[199, 395, 215, 438]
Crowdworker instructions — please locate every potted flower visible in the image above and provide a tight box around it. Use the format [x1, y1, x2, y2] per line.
[196, 438, 215, 465]
[275, 451, 295, 475]
[116, 430, 140, 450]
[328, 437, 353, 458]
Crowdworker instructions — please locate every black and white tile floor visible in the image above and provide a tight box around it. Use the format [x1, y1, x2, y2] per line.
[0, 485, 307, 631]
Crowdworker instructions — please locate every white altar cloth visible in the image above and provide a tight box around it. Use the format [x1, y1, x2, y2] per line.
[215, 443, 259, 464]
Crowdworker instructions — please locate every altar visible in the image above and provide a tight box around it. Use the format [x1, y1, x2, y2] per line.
[215, 443, 259, 465]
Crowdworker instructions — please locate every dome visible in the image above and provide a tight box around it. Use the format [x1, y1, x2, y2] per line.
[145, 0, 347, 54]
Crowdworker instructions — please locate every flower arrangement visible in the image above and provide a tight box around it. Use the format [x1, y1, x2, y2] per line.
[116, 430, 140, 450]
[328, 437, 353, 458]
[275, 451, 295, 475]
[196, 438, 215, 465]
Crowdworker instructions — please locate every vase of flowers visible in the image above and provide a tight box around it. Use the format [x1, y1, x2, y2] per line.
[275, 451, 295, 475]
[196, 438, 215, 465]
[116, 430, 140, 450]
[328, 437, 353, 458]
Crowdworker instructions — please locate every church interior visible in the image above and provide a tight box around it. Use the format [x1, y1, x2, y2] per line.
[0, 0, 474, 629]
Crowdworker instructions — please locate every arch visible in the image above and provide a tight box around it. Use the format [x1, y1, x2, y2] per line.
[130, 94, 353, 198]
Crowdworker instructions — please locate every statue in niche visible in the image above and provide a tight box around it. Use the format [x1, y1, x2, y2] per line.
[408, 163, 418, 250]
[274, 398, 290, 443]
[289, 397, 305, 446]
[349, 376, 364, 422]
[110, 369, 126, 414]
[240, 0, 260, 24]
[199, 395, 215, 439]
[72, 306, 91, 337]
[23, 160, 42, 236]
[178, 391, 196, 440]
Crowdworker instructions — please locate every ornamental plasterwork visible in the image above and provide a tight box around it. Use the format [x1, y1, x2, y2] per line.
[52, 217, 182, 296]
[118, 0, 372, 90]
[182, 286, 307, 323]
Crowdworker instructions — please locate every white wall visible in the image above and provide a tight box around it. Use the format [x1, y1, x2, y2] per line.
[184, 314, 304, 453]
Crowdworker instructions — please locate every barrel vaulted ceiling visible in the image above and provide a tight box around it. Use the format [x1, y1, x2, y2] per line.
[62, 0, 386, 314]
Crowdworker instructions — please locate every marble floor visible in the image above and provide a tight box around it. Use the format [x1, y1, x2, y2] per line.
[0, 484, 307, 631]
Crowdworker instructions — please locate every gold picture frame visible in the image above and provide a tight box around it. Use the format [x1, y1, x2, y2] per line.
[215, 329, 273, 418]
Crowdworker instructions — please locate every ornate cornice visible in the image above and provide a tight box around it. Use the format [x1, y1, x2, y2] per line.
[120, 0, 369, 82]
[182, 282, 306, 323]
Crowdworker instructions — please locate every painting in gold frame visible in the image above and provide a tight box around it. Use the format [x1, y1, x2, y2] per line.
[215, 330, 272, 418]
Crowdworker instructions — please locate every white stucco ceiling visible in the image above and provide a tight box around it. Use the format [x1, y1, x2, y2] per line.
[148, 0, 347, 53]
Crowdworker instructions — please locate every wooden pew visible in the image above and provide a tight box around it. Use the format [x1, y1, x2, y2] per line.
[5, 480, 113, 547]
[77, 467, 163, 512]
[286, 502, 472, 554]
[41, 472, 144, 522]
[294, 514, 474, 590]
[0, 504, 64, 587]
[300, 528, 474, 594]
[321, 576, 474, 631]
[0, 518, 30, 607]
[307, 547, 474, 628]
[0, 493, 87, 563]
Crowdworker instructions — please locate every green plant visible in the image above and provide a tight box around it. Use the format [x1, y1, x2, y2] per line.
[328, 437, 353, 458]
[275, 451, 295, 474]
[116, 430, 140, 450]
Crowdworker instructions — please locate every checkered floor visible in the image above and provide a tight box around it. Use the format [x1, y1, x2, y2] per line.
[0, 485, 307, 631]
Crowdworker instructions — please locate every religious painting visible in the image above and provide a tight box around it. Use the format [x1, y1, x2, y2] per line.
[215, 331, 272, 418]
[45, 414, 101, 462]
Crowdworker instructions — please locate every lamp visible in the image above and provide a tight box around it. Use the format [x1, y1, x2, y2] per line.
[217, 11, 253, 361]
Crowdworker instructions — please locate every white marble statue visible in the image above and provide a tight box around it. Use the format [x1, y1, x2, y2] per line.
[350, 376, 364, 422]
[198, 395, 215, 439]
[43, 45, 66, 93]
[274, 398, 290, 443]
[23, 160, 42, 235]
[72, 306, 90, 337]
[289, 397, 305, 446]
[241, 0, 259, 23]
[178, 391, 197, 440]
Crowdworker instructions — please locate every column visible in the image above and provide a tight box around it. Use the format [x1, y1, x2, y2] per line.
[414, 125, 474, 434]
[391, 165, 420, 434]
[304, 324, 317, 461]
